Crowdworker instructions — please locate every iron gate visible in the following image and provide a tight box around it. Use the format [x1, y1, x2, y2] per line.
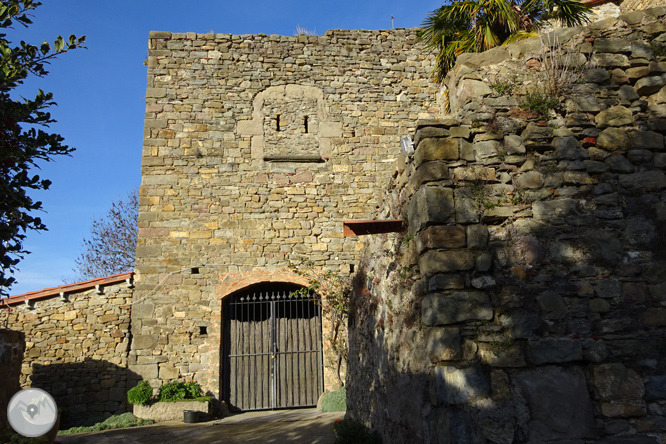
[223, 285, 323, 411]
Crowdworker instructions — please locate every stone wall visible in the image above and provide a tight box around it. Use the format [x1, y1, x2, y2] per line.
[134, 28, 440, 402]
[0, 274, 135, 427]
[0, 329, 25, 432]
[347, 7, 666, 444]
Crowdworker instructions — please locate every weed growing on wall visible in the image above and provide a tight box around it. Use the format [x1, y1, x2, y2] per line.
[521, 33, 590, 117]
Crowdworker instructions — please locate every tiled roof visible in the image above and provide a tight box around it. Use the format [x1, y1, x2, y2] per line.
[1, 272, 134, 307]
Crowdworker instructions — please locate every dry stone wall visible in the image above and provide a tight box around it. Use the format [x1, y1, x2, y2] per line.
[134, 28, 439, 401]
[0, 279, 134, 427]
[0, 329, 24, 432]
[347, 7, 666, 444]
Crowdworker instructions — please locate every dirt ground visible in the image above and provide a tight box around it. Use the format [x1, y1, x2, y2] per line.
[55, 409, 344, 444]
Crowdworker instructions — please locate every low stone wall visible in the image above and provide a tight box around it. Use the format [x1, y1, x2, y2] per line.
[133, 400, 210, 422]
[347, 7, 666, 444]
[0, 274, 135, 427]
[0, 329, 25, 431]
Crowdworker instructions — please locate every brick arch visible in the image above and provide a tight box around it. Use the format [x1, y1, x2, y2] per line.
[217, 269, 310, 300]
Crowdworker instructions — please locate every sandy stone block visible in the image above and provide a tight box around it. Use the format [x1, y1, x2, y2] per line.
[601, 402, 646, 418]
[434, 364, 490, 404]
[415, 138, 459, 167]
[146, 88, 166, 98]
[478, 342, 525, 367]
[426, 328, 461, 362]
[99, 314, 119, 323]
[422, 290, 492, 325]
[452, 166, 497, 182]
[416, 225, 466, 253]
[408, 187, 455, 236]
[237, 119, 262, 135]
[592, 363, 645, 401]
[319, 122, 343, 138]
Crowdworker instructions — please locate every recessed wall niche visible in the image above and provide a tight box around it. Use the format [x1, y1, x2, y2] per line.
[236, 84, 342, 164]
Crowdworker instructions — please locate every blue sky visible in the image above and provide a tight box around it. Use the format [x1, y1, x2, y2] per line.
[6, 0, 443, 296]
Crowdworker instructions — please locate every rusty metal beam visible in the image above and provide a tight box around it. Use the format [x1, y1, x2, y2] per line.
[343, 220, 404, 236]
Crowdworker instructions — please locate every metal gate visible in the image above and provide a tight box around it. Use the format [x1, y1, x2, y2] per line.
[223, 284, 323, 411]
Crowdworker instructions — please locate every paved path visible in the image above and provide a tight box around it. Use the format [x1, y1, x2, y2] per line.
[56, 409, 344, 444]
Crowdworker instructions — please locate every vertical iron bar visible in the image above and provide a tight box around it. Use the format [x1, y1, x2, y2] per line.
[244, 296, 249, 410]
[252, 292, 256, 410]
[307, 293, 312, 404]
[259, 292, 264, 409]
[287, 290, 292, 407]
[233, 300, 237, 410]
[271, 292, 276, 409]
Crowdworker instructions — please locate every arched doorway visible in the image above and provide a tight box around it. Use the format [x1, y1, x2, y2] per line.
[222, 283, 323, 411]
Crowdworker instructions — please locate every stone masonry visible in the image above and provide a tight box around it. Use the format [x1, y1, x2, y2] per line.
[0, 274, 135, 427]
[132, 28, 440, 404]
[347, 6, 666, 444]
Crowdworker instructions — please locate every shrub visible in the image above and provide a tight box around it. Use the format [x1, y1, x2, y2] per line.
[520, 90, 560, 117]
[321, 387, 347, 412]
[127, 380, 153, 406]
[58, 413, 154, 436]
[334, 418, 382, 444]
[159, 380, 203, 402]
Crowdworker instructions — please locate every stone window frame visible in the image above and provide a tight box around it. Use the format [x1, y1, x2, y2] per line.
[236, 84, 342, 166]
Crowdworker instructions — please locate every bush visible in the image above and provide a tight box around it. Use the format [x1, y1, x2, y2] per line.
[520, 90, 560, 118]
[334, 418, 382, 444]
[58, 413, 154, 436]
[127, 380, 153, 406]
[159, 380, 203, 402]
[321, 387, 347, 412]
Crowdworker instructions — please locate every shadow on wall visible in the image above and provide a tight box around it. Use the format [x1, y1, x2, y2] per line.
[346, 187, 666, 443]
[0, 329, 25, 432]
[30, 360, 140, 428]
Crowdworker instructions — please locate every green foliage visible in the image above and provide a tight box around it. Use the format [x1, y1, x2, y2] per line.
[651, 43, 666, 58]
[57, 413, 154, 436]
[490, 81, 513, 96]
[333, 418, 382, 444]
[159, 380, 203, 402]
[520, 89, 560, 117]
[0, 0, 85, 295]
[127, 380, 153, 406]
[321, 387, 347, 412]
[418, 0, 590, 82]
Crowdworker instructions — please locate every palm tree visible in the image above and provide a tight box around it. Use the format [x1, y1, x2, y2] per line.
[420, 0, 591, 82]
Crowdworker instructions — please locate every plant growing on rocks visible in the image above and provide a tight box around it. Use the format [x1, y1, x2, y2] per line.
[419, 0, 591, 82]
[520, 33, 590, 117]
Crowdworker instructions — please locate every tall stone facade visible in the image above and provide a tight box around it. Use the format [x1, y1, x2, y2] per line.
[347, 6, 666, 444]
[133, 28, 440, 405]
[0, 274, 135, 427]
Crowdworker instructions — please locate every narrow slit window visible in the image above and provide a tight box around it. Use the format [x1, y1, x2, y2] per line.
[304, 116, 309, 133]
[276, 115, 281, 131]
[199, 326, 208, 336]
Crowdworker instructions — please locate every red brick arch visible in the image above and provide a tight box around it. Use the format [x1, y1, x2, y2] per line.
[217, 268, 310, 300]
